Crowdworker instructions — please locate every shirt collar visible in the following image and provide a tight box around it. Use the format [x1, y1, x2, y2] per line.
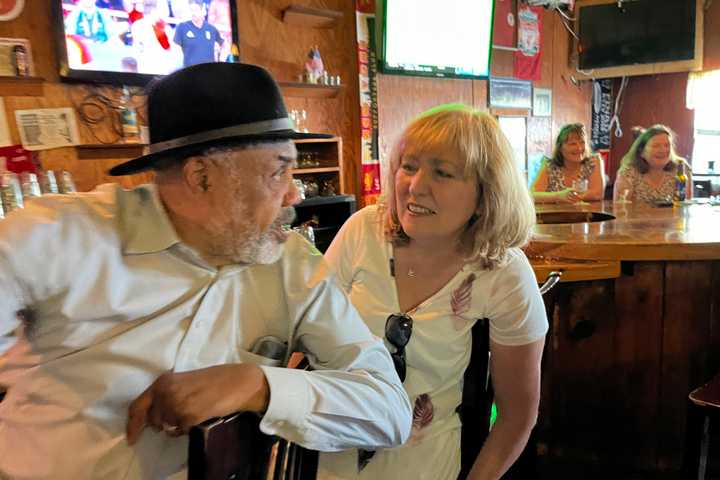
[118, 184, 182, 255]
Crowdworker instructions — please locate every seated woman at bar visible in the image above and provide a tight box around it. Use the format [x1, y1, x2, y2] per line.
[319, 104, 548, 479]
[531, 123, 606, 203]
[613, 124, 692, 204]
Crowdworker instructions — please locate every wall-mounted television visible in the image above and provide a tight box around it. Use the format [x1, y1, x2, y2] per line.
[574, 0, 703, 79]
[381, 0, 495, 79]
[53, 0, 239, 86]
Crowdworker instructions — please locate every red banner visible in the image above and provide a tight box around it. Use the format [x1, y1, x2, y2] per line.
[356, 0, 374, 14]
[493, 0, 515, 48]
[356, 1, 381, 205]
[513, 5, 542, 81]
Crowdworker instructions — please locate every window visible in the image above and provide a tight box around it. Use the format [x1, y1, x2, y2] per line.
[687, 70, 720, 173]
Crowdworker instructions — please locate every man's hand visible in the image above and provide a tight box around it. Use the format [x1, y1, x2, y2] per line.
[126, 364, 270, 445]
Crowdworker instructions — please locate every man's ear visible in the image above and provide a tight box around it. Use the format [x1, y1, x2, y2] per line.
[182, 157, 210, 194]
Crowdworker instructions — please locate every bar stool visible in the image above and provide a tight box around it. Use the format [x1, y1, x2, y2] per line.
[683, 373, 720, 479]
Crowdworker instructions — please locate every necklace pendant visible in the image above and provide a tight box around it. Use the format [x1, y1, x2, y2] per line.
[407, 268, 416, 277]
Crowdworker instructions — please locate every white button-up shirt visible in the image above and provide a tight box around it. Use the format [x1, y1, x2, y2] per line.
[0, 184, 411, 479]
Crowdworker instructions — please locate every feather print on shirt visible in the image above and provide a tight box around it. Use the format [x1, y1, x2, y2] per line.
[408, 393, 435, 444]
[451, 273, 476, 331]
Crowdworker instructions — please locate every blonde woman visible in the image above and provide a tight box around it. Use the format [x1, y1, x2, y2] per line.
[532, 123, 606, 203]
[613, 125, 692, 204]
[319, 105, 548, 480]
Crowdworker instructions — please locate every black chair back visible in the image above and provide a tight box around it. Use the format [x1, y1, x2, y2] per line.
[458, 318, 493, 479]
[187, 412, 276, 480]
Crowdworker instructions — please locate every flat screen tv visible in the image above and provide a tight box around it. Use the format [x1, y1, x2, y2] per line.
[575, 0, 703, 79]
[54, 0, 239, 86]
[381, 0, 495, 79]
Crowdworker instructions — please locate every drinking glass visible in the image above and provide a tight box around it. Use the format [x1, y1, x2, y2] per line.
[572, 178, 589, 205]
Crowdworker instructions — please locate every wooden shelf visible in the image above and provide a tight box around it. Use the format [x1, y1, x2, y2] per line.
[292, 166, 340, 174]
[293, 136, 340, 144]
[297, 194, 355, 208]
[0, 76, 45, 96]
[76, 143, 147, 160]
[279, 81, 341, 98]
[282, 5, 343, 28]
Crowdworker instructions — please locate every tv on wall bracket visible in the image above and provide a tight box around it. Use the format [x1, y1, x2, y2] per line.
[53, 0, 240, 86]
[571, 0, 703, 80]
[380, 0, 495, 80]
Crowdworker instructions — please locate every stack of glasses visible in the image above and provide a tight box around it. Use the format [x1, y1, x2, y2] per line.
[0, 170, 76, 220]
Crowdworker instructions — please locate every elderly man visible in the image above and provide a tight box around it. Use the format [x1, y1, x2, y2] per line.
[0, 63, 411, 478]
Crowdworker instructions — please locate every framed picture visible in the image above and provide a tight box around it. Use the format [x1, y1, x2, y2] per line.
[0, 37, 34, 77]
[533, 88, 552, 117]
[489, 77, 533, 109]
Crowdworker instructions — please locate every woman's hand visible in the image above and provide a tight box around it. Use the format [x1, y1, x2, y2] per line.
[556, 188, 581, 204]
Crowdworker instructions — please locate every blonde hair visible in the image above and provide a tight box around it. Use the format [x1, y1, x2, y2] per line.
[380, 104, 535, 270]
[621, 124, 682, 174]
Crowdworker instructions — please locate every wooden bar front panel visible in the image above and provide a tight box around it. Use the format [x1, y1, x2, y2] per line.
[538, 261, 720, 474]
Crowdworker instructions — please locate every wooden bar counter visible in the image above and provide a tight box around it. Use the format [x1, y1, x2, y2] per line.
[526, 201, 720, 477]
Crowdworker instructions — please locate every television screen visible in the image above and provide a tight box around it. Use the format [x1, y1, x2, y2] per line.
[578, 0, 696, 70]
[56, 0, 238, 85]
[382, 0, 494, 79]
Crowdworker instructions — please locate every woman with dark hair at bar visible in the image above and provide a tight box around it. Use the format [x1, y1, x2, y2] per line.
[531, 123, 606, 203]
[613, 124, 692, 204]
[318, 104, 548, 480]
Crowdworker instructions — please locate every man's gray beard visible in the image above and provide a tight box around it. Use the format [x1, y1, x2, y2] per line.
[213, 207, 297, 265]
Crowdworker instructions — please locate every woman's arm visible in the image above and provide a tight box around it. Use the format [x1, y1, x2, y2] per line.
[466, 339, 544, 480]
[583, 155, 606, 201]
[531, 162, 579, 204]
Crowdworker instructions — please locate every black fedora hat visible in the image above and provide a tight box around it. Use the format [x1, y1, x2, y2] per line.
[109, 62, 331, 176]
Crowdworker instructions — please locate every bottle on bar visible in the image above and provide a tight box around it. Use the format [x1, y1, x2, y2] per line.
[673, 161, 687, 203]
[58, 170, 76, 194]
[1, 172, 24, 212]
[39, 170, 59, 194]
[118, 86, 140, 143]
[21, 172, 42, 201]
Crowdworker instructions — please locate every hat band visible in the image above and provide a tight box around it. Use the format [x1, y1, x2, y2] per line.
[148, 118, 295, 154]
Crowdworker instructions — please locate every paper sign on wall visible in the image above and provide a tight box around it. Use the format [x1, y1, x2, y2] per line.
[14, 107, 80, 151]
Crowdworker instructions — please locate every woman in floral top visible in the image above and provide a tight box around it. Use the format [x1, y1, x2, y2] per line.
[318, 105, 548, 480]
[532, 123, 606, 203]
[613, 125, 692, 205]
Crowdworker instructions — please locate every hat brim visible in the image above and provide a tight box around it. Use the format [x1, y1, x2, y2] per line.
[108, 130, 333, 176]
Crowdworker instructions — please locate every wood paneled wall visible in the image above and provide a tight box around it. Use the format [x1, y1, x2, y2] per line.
[377, 8, 592, 186]
[607, 0, 720, 181]
[13, 1, 713, 193]
[0, 1, 359, 193]
[607, 73, 695, 182]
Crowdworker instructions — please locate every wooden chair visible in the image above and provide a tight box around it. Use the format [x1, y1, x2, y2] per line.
[188, 353, 317, 480]
[683, 373, 720, 480]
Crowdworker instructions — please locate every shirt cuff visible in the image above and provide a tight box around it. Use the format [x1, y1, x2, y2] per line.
[258, 365, 311, 436]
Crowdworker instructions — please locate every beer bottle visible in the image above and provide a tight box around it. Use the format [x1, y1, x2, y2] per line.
[674, 161, 687, 203]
